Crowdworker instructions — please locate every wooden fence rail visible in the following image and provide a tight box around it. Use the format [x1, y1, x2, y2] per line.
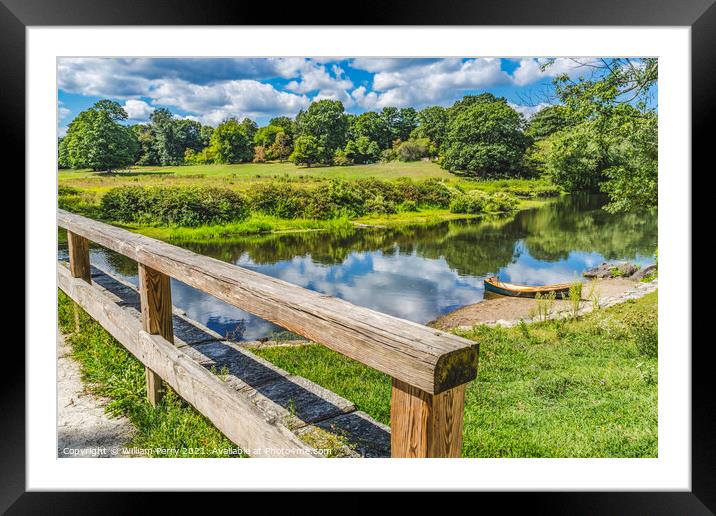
[58, 209, 480, 458]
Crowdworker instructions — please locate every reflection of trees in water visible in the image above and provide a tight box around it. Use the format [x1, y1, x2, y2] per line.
[184, 193, 657, 277]
[102, 248, 139, 276]
[519, 194, 657, 261]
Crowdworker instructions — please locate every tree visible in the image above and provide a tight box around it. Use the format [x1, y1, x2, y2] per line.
[199, 125, 214, 147]
[149, 109, 204, 166]
[524, 105, 572, 140]
[296, 100, 348, 164]
[290, 135, 322, 167]
[344, 136, 381, 164]
[349, 111, 391, 149]
[58, 137, 70, 169]
[240, 118, 258, 143]
[411, 106, 449, 150]
[208, 118, 253, 164]
[254, 124, 283, 148]
[536, 58, 658, 211]
[268, 116, 297, 141]
[379, 107, 418, 145]
[267, 130, 292, 161]
[131, 123, 160, 166]
[441, 99, 529, 177]
[61, 100, 138, 171]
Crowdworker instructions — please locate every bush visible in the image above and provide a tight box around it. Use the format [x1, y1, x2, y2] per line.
[450, 193, 485, 214]
[395, 138, 435, 161]
[397, 200, 418, 212]
[450, 190, 518, 214]
[248, 182, 308, 219]
[100, 186, 249, 226]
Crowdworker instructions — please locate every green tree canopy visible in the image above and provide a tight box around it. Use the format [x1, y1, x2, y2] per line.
[291, 134, 322, 167]
[61, 100, 138, 171]
[411, 106, 449, 150]
[208, 118, 254, 164]
[524, 105, 572, 140]
[344, 136, 381, 164]
[441, 99, 529, 177]
[296, 100, 348, 164]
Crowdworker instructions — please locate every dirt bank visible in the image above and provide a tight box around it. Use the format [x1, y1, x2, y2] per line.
[430, 278, 655, 330]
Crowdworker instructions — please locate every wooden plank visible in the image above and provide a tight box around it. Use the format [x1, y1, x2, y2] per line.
[138, 264, 173, 406]
[67, 230, 91, 283]
[58, 263, 319, 458]
[390, 378, 465, 458]
[58, 209, 478, 394]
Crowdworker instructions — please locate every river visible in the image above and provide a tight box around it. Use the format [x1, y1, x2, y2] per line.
[58, 194, 657, 340]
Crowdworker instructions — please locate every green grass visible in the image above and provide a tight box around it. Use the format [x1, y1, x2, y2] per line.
[255, 292, 658, 458]
[58, 290, 245, 458]
[59, 161, 559, 195]
[121, 215, 355, 242]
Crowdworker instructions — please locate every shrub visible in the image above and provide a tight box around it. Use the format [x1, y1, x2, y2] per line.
[450, 193, 485, 214]
[395, 138, 435, 162]
[450, 190, 518, 214]
[397, 200, 418, 212]
[248, 182, 308, 219]
[364, 195, 397, 215]
[332, 149, 351, 166]
[100, 186, 249, 226]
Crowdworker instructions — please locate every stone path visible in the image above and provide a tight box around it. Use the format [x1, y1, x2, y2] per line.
[57, 332, 135, 458]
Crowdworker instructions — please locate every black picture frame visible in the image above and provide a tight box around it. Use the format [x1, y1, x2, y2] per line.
[6, 0, 710, 509]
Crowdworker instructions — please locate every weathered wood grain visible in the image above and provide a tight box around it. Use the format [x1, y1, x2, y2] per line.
[139, 264, 173, 405]
[58, 210, 479, 394]
[58, 263, 319, 458]
[67, 230, 91, 283]
[390, 378, 465, 458]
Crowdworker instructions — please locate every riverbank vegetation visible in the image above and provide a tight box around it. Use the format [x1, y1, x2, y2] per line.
[59, 173, 562, 239]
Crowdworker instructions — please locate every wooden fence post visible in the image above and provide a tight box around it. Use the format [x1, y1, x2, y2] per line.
[390, 378, 466, 458]
[138, 263, 174, 407]
[67, 230, 91, 332]
[67, 230, 91, 283]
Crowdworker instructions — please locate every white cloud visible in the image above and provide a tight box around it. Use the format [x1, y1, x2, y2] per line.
[353, 58, 511, 109]
[58, 101, 70, 120]
[511, 57, 599, 86]
[150, 78, 311, 125]
[122, 99, 154, 121]
[285, 62, 354, 105]
[508, 102, 552, 119]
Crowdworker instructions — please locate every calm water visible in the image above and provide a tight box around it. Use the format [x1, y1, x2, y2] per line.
[59, 194, 657, 340]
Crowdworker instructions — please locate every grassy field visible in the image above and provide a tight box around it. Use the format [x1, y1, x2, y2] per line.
[58, 286, 657, 458]
[58, 160, 554, 195]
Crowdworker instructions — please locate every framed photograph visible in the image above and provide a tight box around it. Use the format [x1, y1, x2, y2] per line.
[8, 0, 711, 508]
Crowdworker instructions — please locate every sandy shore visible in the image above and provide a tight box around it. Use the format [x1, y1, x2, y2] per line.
[429, 278, 643, 330]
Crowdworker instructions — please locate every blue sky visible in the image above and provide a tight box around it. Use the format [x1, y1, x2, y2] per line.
[57, 57, 620, 136]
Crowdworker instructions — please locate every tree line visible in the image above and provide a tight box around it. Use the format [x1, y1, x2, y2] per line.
[58, 59, 657, 213]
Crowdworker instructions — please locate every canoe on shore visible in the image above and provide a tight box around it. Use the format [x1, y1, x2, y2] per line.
[484, 276, 573, 299]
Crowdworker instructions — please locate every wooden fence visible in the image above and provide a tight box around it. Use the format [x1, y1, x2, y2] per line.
[57, 209, 480, 458]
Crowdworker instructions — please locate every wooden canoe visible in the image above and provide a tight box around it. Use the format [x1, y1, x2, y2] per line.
[483, 276, 573, 299]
